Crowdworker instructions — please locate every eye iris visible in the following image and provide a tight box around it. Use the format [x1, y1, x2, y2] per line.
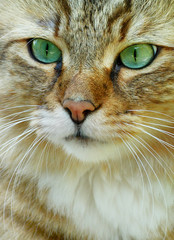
[120, 44, 157, 69]
[31, 39, 62, 64]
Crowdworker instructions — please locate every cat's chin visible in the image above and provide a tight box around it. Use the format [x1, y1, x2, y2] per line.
[60, 136, 122, 163]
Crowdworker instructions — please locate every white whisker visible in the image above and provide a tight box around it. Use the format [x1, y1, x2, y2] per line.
[1, 128, 37, 169]
[128, 110, 174, 121]
[126, 123, 174, 151]
[136, 135, 174, 179]
[0, 105, 38, 112]
[126, 132, 168, 240]
[118, 133, 146, 212]
[2, 128, 37, 230]
[132, 114, 174, 124]
[0, 109, 35, 121]
[34, 139, 48, 176]
[44, 142, 52, 177]
[126, 129, 174, 183]
[133, 122, 174, 138]
[125, 124, 174, 180]
[117, 134, 137, 184]
[4, 133, 45, 232]
[30, 134, 49, 178]
[0, 127, 37, 160]
[140, 120, 174, 129]
[0, 116, 38, 133]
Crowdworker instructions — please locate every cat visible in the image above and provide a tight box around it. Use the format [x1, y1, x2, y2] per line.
[0, 0, 174, 239]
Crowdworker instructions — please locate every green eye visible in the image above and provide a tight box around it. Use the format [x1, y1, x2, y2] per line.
[120, 44, 157, 69]
[31, 39, 62, 64]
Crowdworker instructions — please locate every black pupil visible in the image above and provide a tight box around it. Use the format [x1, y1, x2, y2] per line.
[46, 43, 49, 55]
[134, 49, 137, 61]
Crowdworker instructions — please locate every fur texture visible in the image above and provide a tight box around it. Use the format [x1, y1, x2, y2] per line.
[0, 0, 174, 239]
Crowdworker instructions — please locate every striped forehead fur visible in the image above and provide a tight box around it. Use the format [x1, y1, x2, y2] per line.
[1, 0, 174, 39]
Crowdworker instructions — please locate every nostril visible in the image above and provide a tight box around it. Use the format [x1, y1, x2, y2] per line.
[63, 99, 96, 123]
[64, 107, 72, 117]
[83, 109, 92, 116]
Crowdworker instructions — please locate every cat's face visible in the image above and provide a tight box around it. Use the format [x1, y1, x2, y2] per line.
[0, 0, 174, 164]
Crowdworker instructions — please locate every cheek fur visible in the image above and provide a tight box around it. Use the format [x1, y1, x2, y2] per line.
[30, 107, 76, 144]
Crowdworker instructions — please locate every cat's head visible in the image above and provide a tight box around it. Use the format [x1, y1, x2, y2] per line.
[0, 0, 174, 165]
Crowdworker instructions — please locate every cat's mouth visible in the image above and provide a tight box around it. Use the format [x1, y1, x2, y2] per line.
[65, 130, 107, 144]
[65, 127, 91, 142]
[65, 132, 97, 144]
[65, 135, 93, 143]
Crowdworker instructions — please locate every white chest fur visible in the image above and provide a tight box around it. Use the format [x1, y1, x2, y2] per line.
[38, 167, 174, 240]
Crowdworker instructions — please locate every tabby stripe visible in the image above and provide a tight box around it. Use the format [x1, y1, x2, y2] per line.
[124, 0, 132, 10]
[107, 2, 132, 41]
[11, 55, 43, 73]
[59, 0, 71, 26]
[0, 40, 16, 61]
[107, 6, 125, 33]
[54, 14, 61, 38]
[118, 0, 132, 42]
[4, 208, 64, 240]
[119, 15, 132, 42]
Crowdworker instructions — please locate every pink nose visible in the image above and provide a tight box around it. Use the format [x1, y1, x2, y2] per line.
[63, 99, 95, 123]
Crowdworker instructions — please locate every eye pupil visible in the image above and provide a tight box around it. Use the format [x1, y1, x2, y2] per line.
[46, 43, 49, 55]
[134, 49, 137, 61]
